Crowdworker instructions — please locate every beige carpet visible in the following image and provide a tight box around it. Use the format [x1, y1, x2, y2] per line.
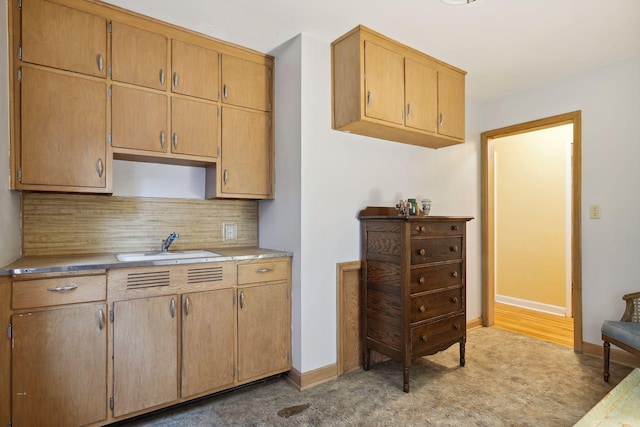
[118, 327, 632, 426]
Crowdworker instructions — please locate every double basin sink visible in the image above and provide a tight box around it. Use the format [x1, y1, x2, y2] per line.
[116, 250, 221, 262]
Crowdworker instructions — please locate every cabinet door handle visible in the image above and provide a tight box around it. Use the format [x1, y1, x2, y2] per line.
[439, 112, 444, 127]
[419, 305, 426, 313]
[240, 291, 245, 309]
[419, 249, 426, 256]
[96, 158, 104, 178]
[367, 91, 372, 107]
[170, 298, 175, 318]
[223, 84, 228, 99]
[160, 131, 165, 149]
[172, 133, 178, 150]
[184, 297, 190, 316]
[223, 169, 228, 185]
[407, 103, 412, 118]
[451, 271, 458, 278]
[47, 285, 78, 292]
[159, 69, 165, 86]
[97, 54, 104, 73]
[98, 309, 104, 330]
[450, 245, 459, 253]
[173, 72, 178, 89]
[256, 268, 272, 273]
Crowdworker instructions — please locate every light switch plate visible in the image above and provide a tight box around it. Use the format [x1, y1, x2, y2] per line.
[589, 204, 601, 219]
[223, 223, 237, 242]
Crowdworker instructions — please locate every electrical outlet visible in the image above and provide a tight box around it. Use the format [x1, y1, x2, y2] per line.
[223, 223, 237, 242]
[589, 204, 601, 219]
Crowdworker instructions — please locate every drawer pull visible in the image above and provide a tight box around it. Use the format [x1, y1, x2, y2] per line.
[240, 291, 245, 309]
[419, 249, 426, 256]
[98, 309, 104, 330]
[184, 297, 190, 316]
[420, 335, 428, 342]
[256, 268, 272, 273]
[453, 324, 461, 331]
[47, 285, 78, 292]
[451, 271, 458, 278]
[419, 305, 426, 313]
[450, 245, 459, 253]
[416, 225, 426, 232]
[418, 276, 425, 284]
[451, 297, 458, 304]
[451, 225, 459, 231]
[170, 298, 176, 318]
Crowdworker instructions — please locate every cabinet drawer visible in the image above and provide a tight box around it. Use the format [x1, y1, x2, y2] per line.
[411, 313, 465, 355]
[410, 288, 462, 323]
[238, 260, 288, 285]
[13, 275, 106, 309]
[411, 221, 464, 237]
[410, 262, 462, 294]
[411, 237, 462, 265]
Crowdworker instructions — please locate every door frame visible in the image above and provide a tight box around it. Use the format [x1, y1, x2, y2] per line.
[481, 111, 582, 352]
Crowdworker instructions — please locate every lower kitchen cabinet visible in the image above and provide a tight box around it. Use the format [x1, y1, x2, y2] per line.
[181, 288, 236, 398]
[11, 303, 108, 427]
[112, 295, 179, 417]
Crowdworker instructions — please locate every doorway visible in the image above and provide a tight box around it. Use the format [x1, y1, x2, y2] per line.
[481, 111, 582, 352]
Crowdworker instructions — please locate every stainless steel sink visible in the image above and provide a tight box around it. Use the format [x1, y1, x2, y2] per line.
[116, 250, 221, 262]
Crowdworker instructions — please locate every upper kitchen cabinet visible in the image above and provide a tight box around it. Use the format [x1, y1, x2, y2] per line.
[171, 39, 219, 101]
[332, 25, 467, 149]
[221, 54, 272, 112]
[111, 22, 168, 90]
[21, 0, 107, 78]
[171, 97, 219, 159]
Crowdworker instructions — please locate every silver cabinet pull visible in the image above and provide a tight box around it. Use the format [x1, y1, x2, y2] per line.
[170, 298, 176, 318]
[173, 72, 178, 89]
[223, 84, 228, 99]
[407, 103, 412, 118]
[160, 131, 165, 149]
[47, 285, 78, 292]
[97, 54, 104, 72]
[256, 268, 272, 273]
[96, 158, 103, 178]
[172, 133, 178, 150]
[239, 291, 245, 309]
[367, 91, 372, 107]
[98, 309, 104, 330]
[184, 297, 190, 316]
[223, 169, 228, 185]
[159, 69, 165, 86]
[439, 112, 444, 127]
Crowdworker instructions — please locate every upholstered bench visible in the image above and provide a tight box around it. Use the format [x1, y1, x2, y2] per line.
[602, 291, 640, 382]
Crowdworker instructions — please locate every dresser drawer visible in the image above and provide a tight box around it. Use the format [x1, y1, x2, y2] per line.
[12, 274, 106, 310]
[411, 313, 465, 355]
[410, 288, 462, 323]
[410, 262, 462, 294]
[411, 221, 464, 237]
[411, 237, 462, 265]
[238, 260, 289, 285]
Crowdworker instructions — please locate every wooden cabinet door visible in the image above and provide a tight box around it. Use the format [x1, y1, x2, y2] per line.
[112, 85, 168, 152]
[113, 296, 178, 418]
[22, 0, 107, 77]
[171, 39, 219, 101]
[405, 59, 437, 133]
[237, 281, 290, 382]
[437, 73, 465, 140]
[171, 97, 218, 158]
[220, 107, 271, 198]
[221, 54, 271, 111]
[20, 67, 107, 190]
[111, 22, 168, 90]
[181, 289, 235, 398]
[363, 41, 404, 125]
[11, 304, 107, 427]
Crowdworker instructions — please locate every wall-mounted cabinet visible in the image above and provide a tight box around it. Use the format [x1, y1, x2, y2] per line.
[332, 25, 466, 149]
[10, 0, 274, 199]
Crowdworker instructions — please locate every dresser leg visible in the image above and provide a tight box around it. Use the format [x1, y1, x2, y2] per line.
[363, 347, 371, 371]
[403, 367, 410, 393]
[460, 340, 466, 367]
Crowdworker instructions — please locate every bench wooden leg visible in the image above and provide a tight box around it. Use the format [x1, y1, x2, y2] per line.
[603, 341, 611, 382]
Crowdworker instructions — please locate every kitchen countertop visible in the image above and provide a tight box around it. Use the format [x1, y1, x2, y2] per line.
[0, 246, 293, 276]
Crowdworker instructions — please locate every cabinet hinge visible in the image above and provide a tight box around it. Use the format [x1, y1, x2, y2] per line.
[7, 323, 11, 340]
[268, 119, 272, 127]
[217, 90, 221, 101]
[218, 54, 221, 65]
[17, 0, 21, 9]
[108, 65, 112, 78]
[108, 133, 112, 146]
[217, 146, 221, 157]
[107, 22, 113, 34]
[268, 102, 272, 112]
[109, 309, 114, 323]
[109, 396, 114, 410]
[232, 293, 237, 306]
[268, 68, 272, 78]
[17, 168, 22, 182]
[17, 45, 22, 60]
[217, 106, 220, 117]
[17, 68, 21, 82]
[107, 86, 112, 98]
[232, 365, 236, 378]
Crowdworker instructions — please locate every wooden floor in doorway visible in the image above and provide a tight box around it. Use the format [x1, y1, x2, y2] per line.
[495, 302, 573, 348]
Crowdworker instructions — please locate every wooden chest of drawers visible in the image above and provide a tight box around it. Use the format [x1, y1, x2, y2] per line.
[359, 206, 472, 392]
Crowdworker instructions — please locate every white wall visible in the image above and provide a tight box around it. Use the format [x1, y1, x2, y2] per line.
[0, 0, 22, 266]
[480, 55, 640, 345]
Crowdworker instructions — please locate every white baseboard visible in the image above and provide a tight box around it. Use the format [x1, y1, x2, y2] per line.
[496, 294, 568, 316]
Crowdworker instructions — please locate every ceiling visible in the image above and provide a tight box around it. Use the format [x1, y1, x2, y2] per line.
[103, 0, 640, 103]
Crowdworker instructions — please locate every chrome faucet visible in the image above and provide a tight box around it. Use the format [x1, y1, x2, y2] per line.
[161, 232, 179, 252]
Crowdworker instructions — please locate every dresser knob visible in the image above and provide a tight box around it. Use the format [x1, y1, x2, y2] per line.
[418, 226, 426, 232]
[420, 335, 428, 342]
[419, 249, 426, 256]
[419, 305, 426, 313]
[418, 276, 425, 284]
[450, 245, 458, 252]
[451, 225, 459, 231]
[453, 324, 461, 331]
[451, 297, 458, 304]
[451, 271, 458, 278]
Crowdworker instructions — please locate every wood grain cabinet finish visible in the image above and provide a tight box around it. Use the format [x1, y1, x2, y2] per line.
[332, 25, 466, 149]
[359, 207, 472, 392]
[10, 272, 108, 427]
[221, 54, 272, 112]
[171, 39, 219, 101]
